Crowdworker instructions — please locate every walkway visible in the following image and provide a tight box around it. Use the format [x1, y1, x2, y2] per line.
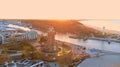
[77, 54, 120, 67]
[89, 37, 120, 43]
[31, 41, 41, 52]
[46, 62, 60, 67]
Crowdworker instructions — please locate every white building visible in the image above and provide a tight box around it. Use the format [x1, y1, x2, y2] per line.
[0, 20, 38, 44]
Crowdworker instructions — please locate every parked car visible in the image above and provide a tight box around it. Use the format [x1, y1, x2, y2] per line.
[17, 59, 31, 65]
[23, 60, 31, 65]
[17, 59, 26, 64]
[30, 61, 44, 67]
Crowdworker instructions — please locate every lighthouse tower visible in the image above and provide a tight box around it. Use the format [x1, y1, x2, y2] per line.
[102, 26, 105, 36]
[42, 27, 58, 53]
[47, 27, 56, 45]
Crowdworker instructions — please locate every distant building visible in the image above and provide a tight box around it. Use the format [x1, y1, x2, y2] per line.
[102, 26, 106, 36]
[23, 30, 38, 40]
[0, 20, 38, 44]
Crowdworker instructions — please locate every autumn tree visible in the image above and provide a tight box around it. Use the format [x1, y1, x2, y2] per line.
[57, 53, 73, 67]
[39, 35, 47, 45]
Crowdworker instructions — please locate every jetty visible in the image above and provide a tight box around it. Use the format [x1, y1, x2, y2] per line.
[89, 37, 120, 43]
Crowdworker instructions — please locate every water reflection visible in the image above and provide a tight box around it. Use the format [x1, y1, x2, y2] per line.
[35, 29, 120, 53]
[55, 34, 120, 53]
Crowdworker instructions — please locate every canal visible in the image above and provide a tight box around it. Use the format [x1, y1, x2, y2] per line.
[55, 34, 120, 53]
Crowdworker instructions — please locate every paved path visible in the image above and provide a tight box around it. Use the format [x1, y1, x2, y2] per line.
[77, 54, 120, 67]
[48, 62, 60, 67]
[31, 41, 41, 52]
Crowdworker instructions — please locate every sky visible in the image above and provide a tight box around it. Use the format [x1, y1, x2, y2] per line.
[114, 20, 120, 24]
[80, 20, 120, 31]
[0, 0, 120, 19]
[0, 0, 120, 31]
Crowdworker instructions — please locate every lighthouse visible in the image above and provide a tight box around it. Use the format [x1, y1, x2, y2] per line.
[102, 26, 105, 36]
[47, 27, 56, 45]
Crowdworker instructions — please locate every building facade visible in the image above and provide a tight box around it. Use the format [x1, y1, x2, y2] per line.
[0, 20, 38, 44]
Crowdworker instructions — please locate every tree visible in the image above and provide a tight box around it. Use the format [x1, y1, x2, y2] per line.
[39, 35, 47, 45]
[21, 39, 30, 45]
[0, 55, 11, 64]
[2, 47, 8, 56]
[10, 36, 16, 45]
[31, 52, 44, 60]
[57, 53, 73, 67]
